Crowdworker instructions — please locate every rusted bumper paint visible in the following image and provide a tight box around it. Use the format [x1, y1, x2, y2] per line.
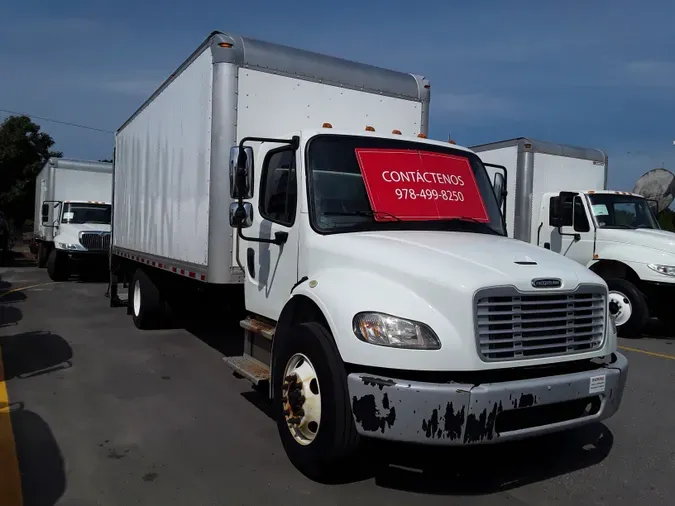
[348, 352, 628, 445]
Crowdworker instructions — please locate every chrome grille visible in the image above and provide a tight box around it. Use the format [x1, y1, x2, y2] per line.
[79, 232, 111, 251]
[475, 286, 606, 361]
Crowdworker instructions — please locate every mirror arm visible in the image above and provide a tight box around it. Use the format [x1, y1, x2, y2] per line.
[237, 227, 288, 246]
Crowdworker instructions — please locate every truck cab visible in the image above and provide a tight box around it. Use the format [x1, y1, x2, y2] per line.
[44, 199, 112, 281]
[226, 127, 627, 479]
[537, 189, 675, 335]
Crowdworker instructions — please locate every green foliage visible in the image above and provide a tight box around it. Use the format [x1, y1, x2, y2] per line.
[0, 115, 62, 225]
[98, 159, 112, 163]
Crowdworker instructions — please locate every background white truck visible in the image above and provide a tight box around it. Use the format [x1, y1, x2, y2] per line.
[33, 157, 113, 281]
[108, 32, 627, 481]
[474, 136, 675, 337]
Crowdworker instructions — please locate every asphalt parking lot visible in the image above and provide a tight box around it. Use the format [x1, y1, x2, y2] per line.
[1, 262, 674, 506]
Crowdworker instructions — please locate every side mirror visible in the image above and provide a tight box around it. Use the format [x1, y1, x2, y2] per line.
[41, 203, 49, 224]
[229, 146, 254, 199]
[229, 202, 253, 228]
[492, 172, 506, 209]
[549, 196, 564, 228]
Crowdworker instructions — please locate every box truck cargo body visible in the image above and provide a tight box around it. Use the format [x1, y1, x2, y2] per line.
[33, 157, 112, 280]
[474, 137, 675, 337]
[109, 33, 627, 481]
[112, 31, 429, 283]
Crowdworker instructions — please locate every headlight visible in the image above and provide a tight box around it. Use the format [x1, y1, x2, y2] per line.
[648, 263, 675, 277]
[352, 312, 441, 350]
[58, 242, 81, 250]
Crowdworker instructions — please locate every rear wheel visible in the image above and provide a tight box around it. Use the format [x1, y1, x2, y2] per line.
[130, 269, 164, 330]
[46, 249, 69, 281]
[272, 322, 360, 482]
[37, 242, 49, 268]
[606, 278, 647, 338]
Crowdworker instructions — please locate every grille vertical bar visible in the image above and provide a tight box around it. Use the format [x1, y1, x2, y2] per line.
[475, 286, 606, 361]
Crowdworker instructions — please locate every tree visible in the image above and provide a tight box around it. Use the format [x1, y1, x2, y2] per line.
[98, 159, 112, 163]
[0, 115, 62, 226]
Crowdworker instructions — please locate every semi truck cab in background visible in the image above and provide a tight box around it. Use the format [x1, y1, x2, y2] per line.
[33, 157, 113, 281]
[475, 137, 675, 337]
[109, 32, 628, 482]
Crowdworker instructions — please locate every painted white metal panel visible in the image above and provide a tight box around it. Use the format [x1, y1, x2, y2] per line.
[114, 47, 213, 267]
[33, 163, 52, 240]
[236, 69, 424, 142]
[530, 153, 606, 243]
[476, 146, 519, 237]
[53, 168, 112, 203]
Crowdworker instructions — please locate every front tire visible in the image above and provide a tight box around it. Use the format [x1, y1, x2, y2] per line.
[272, 322, 360, 482]
[130, 269, 163, 330]
[46, 249, 69, 281]
[606, 278, 648, 338]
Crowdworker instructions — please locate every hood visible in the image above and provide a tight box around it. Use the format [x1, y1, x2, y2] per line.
[60, 222, 112, 233]
[597, 227, 675, 254]
[311, 230, 604, 293]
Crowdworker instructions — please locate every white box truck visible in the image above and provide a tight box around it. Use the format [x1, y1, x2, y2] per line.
[109, 32, 627, 481]
[474, 136, 675, 337]
[33, 157, 113, 281]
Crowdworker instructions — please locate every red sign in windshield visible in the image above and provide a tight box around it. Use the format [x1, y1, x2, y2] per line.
[354, 148, 489, 222]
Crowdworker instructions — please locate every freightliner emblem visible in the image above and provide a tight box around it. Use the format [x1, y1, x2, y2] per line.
[531, 278, 562, 288]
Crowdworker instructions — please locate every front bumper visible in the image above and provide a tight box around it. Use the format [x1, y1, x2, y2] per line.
[348, 352, 628, 445]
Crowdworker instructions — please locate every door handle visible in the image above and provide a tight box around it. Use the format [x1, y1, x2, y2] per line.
[246, 248, 255, 278]
[544, 242, 551, 250]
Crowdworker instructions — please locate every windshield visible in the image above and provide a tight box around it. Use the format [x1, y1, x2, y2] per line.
[61, 203, 111, 225]
[588, 194, 660, 230]
[306, 135, 505, 236]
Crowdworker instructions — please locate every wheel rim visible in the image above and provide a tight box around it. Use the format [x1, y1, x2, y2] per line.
[609, 290, 632, 326]
[133, 279, 141, 317]
[281, 353, 321, 446]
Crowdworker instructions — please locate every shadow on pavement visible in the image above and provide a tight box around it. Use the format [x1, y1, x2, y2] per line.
[0, 402, 66, 506]
[0, 275, 28, 306]
[366, 423, 613, 494]
[0, 332, 73, 380]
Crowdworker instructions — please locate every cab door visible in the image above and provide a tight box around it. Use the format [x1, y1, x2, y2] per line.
[239, 145, 300, 320]
[541, 192, 595, 265]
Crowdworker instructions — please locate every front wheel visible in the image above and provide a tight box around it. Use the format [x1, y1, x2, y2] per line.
[606, 278, 648, 338]
[46, 249, 69, 281]
[272, 322, 360, 482]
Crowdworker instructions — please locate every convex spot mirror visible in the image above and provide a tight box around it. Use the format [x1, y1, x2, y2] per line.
[229, 146, 254, 199]
[229, 202, 253, 228]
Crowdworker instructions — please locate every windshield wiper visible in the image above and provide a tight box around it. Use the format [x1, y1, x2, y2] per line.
[323, 210, 402, 221]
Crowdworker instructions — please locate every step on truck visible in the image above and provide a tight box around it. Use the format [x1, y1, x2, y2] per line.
[474, 137, 675, 337]
[33, 157, 113, 281]
[108, 31, 628, 481]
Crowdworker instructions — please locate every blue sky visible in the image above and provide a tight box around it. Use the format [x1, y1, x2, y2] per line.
[1, 0, 674, 190]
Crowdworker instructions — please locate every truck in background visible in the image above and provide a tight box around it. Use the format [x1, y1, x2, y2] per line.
[34, 157, 113, 281]
[109, 32, 627, 481]
[474, 136, 675, 337]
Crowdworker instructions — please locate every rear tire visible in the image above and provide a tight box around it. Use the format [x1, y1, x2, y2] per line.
[606, 278, 647, 338]
[130, 269, 164, 330]
[46, 249, 69, 281]
[272, 321, 360, 482]
[37, 243, 49, 268]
